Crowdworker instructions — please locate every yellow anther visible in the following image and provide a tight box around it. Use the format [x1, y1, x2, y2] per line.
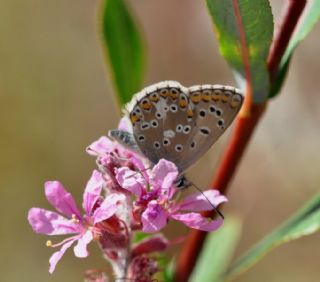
[46, 240, 52, 247]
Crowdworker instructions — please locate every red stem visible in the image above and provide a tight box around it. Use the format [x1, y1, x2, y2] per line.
[174, 1, 307, 281]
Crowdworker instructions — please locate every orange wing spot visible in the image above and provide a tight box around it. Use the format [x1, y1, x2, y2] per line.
[179, 98, 188, 108]
[222, 91, 232, 103]
[140, 100, 152, 110]
[149, 93, 159, 102]
[229, 95, 242, 108]
[190, 92, 201, 104]
[187, 109, 194, 118]
[212, 90, 222, 101]
[201, 90, 211, 102]
[169, 89, 179, 100]
[160, 89, 169, 98]
[130, 113, 140, 125]
[230, 101, 239, 108]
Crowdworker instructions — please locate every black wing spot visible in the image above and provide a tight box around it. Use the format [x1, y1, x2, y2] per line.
[200, 127, 210, 135]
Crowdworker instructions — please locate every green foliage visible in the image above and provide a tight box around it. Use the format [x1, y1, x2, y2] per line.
[270, 2, 320, 98]
[189, 218, 241, 282]
[225, 193, 320, 280]
[162, 258, 175, 282]
[132, 231, 151, 243]
[206, 0, 273, 103]
[100, 0, 145, 106]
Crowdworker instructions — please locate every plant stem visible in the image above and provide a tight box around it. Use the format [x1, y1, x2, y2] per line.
[174, 1, 307, 281]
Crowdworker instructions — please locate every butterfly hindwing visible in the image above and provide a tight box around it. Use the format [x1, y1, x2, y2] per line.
[177, 85, 243, 172]
[127, 81, 189, 165]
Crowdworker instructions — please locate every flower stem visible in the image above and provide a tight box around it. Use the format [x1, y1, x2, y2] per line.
[174, 1, 307, 281]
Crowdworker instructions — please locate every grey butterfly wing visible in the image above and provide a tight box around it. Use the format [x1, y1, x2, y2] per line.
[126, 81, 193, 165]
[126, 81, 243, 174]
[176, 85, 243, 172]
[108, 129, 141, 153]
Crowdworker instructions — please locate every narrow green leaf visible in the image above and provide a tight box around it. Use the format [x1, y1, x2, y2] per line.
[100, 0, 145, 106]
[190, 218, 241, 282]
[225, 193, 320, 280]
[162, 258, 175, 282]
[270, 1, 320, 98]
[206, 0, 273, 103]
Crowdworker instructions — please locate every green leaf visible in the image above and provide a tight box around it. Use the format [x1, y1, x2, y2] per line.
[189, 217, 241, 282]
[206, 0, 273, 103]
[225, 193, 320, 280]
[162, 258, 175, 282]
[100, 0, 145, 106]
[270, 1, 320, 98]
[132, 231, 151, 243]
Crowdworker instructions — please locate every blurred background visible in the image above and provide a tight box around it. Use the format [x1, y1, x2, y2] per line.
[0, 0, 319, 281]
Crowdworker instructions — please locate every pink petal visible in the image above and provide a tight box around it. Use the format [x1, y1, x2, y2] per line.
[132, 234, 169, 257]
[83, 170, 104, 215]
[171, 212, 224, 232]
[116, 167, 146, 197]
[118, 116, 133, 133]
[150, 159, 178, 190]
[28, 208, 79, 235]
[49, 238, 76, 273]
[45, 181, 81, 218]
[130, 156, 149, 181]
[74, 230, 93, 258]
[141, 201, 168, 233]
[86, 136, 114, 156]
[179, 190, 228, 212]
[93, 193, 126, 224]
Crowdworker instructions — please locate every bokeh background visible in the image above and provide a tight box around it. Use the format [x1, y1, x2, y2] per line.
[0, 1, 319, 281]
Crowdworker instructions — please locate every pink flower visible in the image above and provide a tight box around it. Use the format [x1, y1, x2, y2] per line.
[86, 117, 147, 192]
[28, 170, 125, 273]
[116, 159, 227, 233]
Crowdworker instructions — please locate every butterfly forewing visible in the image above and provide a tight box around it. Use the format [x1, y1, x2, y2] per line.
[126, 81, 243, 173]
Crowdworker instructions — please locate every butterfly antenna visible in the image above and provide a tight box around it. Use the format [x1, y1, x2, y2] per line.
[189, 181, 224, 219]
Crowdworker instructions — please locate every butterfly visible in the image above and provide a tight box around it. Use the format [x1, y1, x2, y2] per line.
[109, 81, 243, 188]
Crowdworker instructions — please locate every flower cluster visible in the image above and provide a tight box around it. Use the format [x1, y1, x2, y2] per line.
[28, 118, 227, 281]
